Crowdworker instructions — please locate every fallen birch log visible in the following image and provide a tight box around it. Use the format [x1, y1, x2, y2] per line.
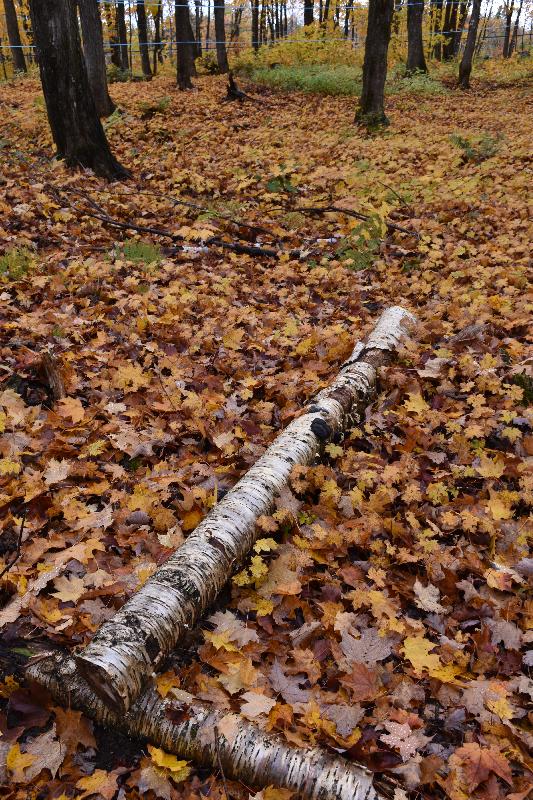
[76, 306, 416, 713]
[28, 653, 379, 800]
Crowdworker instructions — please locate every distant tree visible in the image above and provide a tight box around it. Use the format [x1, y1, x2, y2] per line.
[458, 0, 482, 88]
[251, 0, 259, 50]
[29, 0, 129, 179]
[78, 0, 115, 117]
[355, 0, 395, 127]
[406, 0, 427, 73]
[508, 0, 524, 55]
[116, 0, 129, 70]
[175, 0, 195, 89]
[3, 0, 27, 73]
[136, 1, 152, 76]
[214, 0, 229, 72]
[304, 0, 314, 25]
[502, 0, 515, 57]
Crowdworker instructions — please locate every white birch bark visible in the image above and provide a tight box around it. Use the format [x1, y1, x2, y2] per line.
[76, 306, 416, 713]
[28, 653, 379, 800]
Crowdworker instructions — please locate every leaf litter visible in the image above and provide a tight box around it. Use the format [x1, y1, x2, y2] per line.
[0, 73, 531, 799]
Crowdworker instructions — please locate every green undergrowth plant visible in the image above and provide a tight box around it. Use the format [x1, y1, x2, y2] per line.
[450, 132, 501, 163]
[336, 214, 385, 271]
[0, 247, 35, 281]
[119, 239, 162, 266]
[138, 96, 171, 118]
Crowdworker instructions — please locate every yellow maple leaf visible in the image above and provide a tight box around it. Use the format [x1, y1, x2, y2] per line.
[487, 492, 513, 520]
[254, 538, 278, 553]
[476, 454, 505, 479]
[403, 393, 429, 415]
[147, 745, 191, 781]
[0, 675, 20, 698]
[0, 457, 21, 476]
[7, 743, 35, 781]
[402, 636, 441, 675]
[56, 396, 85, 424]
[205, 630, 238, 652]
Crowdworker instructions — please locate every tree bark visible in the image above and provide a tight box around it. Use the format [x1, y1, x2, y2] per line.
[355, 0, 395, 127]
[451, 1, 469, 58]
[116, 0, 129, 70]
[431, 0, 444, 59]
[304, 0, 314, 25]
[175, 0, 195, 89]
[195, 0, 202, 55]
[406, 0, 427, 73]
[137, 1, 152, 76]
[28, 0, 129, 180]
[458, 0, 482, 88]
[502, 1, 514, 57]
[28, 653, 379, 800]
[78, 0, 115, 117]
[75, 307, 415, 714]
[509, 0, 523, 56]
[251, 0, 259, 50]
[3, 0, 27, 73]
[214, 0, 229, 72]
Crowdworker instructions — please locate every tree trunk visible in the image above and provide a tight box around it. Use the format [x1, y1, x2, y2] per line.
[137, 1, 152, 76]
[75, 307, 415, 714]
[116, 0, 129, 70]
[355, 0, 395, 127]
[458, 0, 482, 88]
[344, 2, 353, 37]
[0, 37, 8, 80]
[78, 0, 115, 117]
[406, 0, 427, 73]
[29, 654, 379, 800]
[303, 0, 314, 25]
[214, 0, 229, 72]
[152, 2, 162, 73]
[474, 1, 491, 55]
[3, 0, 27, 72]
[175, 0, 195, 89]
[502, 1, 514, 57]
[195, 0, 202, 55]
[509, 0, 523, 56]
[251, 0, 259, 50]
[443, 1, 459, 59]
[451, 1, 469, 58]
[28, 0, 129, 180]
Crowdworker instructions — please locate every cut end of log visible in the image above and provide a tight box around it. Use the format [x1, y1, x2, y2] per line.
[75, 656, 126, 714]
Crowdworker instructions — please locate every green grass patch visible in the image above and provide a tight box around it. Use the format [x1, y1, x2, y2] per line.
[120, 239, 162, 265]
[0, 248, 35, 281]
[248, 65, 362, 96]
[245, 64, 448, 97]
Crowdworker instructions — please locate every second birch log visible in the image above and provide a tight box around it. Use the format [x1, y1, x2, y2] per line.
[28, 653, 378, 800]
[76, 306, 416, 713]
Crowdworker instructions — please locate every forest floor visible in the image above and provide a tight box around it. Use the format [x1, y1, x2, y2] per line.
[0, 70, 532, 800]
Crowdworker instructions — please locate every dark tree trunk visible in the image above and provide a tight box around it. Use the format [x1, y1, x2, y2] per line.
[509, 0, 523, 55]
[186, 11, 199, 64]
[195, 0, 202, 55]
[502, 1, 514, 57]
[356, 0, 394, 127]
[344, 2, 353, 37]
[214, 0, 229, 71]
[78, 0, 115, 117]
[323, 0, 330, 22]
[175, 0, 195, 88]
[116, 0, 129, 70]
[0, 37, 8, 80]
[451, 1, 469, 58]
[251, 0, 259, 50]
[458, 0, 481, 87]
[406, 0, 427, 72]
[206, 0, 211, 49]
[443, 1, 459, 59]
[3, 0, 27, 72]
[136, 1, 152, 76]
[29, 0, 129, 179]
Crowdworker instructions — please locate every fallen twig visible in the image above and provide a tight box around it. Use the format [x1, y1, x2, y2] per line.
[295, 205, 419, 238]
[0, 511, 26, 582]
